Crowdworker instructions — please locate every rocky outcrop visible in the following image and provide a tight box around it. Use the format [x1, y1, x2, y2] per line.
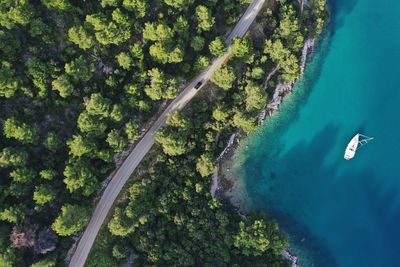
[9, 225, 57, 254]
[283, 250, 300, 267]
[34, 228, 58, 254]
[10, 225, 37, 249]
[260, 38, 316, 123]
[300, 39, 315, 74]
[210, 170, 219, 197]
[265, 81, 296, 116]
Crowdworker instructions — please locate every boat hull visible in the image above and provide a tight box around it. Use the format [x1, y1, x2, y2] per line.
[344, 134, 360, 160]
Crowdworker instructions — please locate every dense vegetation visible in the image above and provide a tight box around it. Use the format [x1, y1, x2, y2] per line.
[0, 0, 327, 266]
[87, 0, 328, 266]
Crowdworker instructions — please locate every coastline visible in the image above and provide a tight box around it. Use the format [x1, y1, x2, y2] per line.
[210, 37, 316, 267]
[213, 37, 316, 206]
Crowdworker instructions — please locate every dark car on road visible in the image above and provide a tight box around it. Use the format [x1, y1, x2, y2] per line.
[194, 80, 204, 90]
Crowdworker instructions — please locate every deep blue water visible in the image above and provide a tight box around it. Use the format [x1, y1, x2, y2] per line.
[236, 0, 400, 266]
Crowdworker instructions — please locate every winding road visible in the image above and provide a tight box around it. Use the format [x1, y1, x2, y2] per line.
[68, 0, 265, 266]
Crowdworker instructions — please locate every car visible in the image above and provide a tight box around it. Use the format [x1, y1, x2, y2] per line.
[194, 80, 204, 90]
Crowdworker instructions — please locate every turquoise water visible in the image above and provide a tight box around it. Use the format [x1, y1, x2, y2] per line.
[236, 0, 400, 266]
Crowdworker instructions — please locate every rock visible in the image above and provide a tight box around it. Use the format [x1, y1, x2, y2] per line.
[261, 38, 316, 120]
[282, 250, 300, 267]
[10, 224, 37, 249]
[34, 228, 58, 254]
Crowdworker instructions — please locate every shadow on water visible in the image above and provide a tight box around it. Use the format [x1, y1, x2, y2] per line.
[242, 122, 400, 266]
[328, 0, 359, 32]
[246, 124, 342, 267]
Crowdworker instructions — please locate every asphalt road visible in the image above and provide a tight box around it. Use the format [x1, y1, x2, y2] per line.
[68, 1, 265, 266]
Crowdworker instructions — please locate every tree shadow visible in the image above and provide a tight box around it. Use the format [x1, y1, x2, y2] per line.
[243, 124, 341, 266]
[328, 0, 359, 32]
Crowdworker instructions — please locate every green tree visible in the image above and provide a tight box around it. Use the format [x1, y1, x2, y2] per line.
[124, 120, 139, 141]
[110, 104, 124, 122]
[155, 112, 192, 156]
[142, 22, 174, 42]
[231, 37, 252, 58]
[0, 147, 28, 167]
[211, 66, 235, 90]
[30, 255, 57, 267]
[67, 134, 96, 157]
[145, 68, 178, 100]
[209, 37, 226, 57]
[123, 0, 147, 18]
[244, 81, 267, 112]
[65, 56, 95, 82]
[194, 56, 210, 72]
[173, 16, 189, 38]
[196, 154, 216, 177]
[86, 10, 131, 46]
[0, 1, 34, 29]
[275, 4, 304, 52]
[166, 112, 189, 128]
[116, 52, 132, 70]
[29, 19, 52, 43]
[0, 246, 18, 267]
[68, 26, 94, 50]
[212, 105, 230, 122]
[191, 36, 205, 51]
[63, 160, 98, 196]
[0, 206, 25, 223]
[130, 43, 144, 60]
[195, 5, 215, 32]
[39, 169, 57, 180]
[264, 39, 300, 82]
[25, 57, 49, 96]
[233, 110, 257, 133]
[10, 168, 36, 183]
[107, 208, 134, 237]
[33, 185, 56, 205]
[0, 61, 18, 98]
[52, 204, 90, 236]
[234, 220, 270, 256]
[43, 132, 62, 152]
[52, 74, 73, 97]
[3, 117, 39, 145]
[0, 29, 21, 57]
[155, 129, 191, 156]
[77, 112, 107, 136]
[148, 42, 184, 64]
[251, 66, 265, 80]
[100, 0, 119, 7]
[86, 93, 111, 117]
[112, 244, 129, 260]
[234, 216, 287, 257]
[163, 0, 194, 10]
[41, 0, 72, 10]
[107, 129, 128, 152]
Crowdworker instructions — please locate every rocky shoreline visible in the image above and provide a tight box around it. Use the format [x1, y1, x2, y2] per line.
[212, 37, 315, 200]
[210, 38, 316, 266]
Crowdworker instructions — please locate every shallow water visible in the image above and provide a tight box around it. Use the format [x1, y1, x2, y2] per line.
[236, 0, 400, 266]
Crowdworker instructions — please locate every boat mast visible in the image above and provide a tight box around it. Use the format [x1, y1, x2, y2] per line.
[358, 134, 373, 147]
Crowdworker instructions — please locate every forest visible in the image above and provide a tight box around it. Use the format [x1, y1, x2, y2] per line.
[0, 0, 327, 266]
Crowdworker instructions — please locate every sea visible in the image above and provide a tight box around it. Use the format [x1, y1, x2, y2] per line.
[234, 0, 400, 266]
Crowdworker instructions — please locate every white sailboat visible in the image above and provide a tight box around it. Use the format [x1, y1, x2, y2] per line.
[344, 133, 373, 160]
